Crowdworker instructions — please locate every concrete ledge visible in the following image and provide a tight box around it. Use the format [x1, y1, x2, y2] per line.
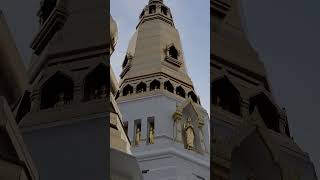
[110, 148, 143, 180]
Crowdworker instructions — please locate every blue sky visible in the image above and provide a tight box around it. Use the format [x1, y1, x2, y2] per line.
[111, 0, 210, 113]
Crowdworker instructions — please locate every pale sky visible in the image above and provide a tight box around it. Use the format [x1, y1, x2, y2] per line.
[110, 0, 211, 113]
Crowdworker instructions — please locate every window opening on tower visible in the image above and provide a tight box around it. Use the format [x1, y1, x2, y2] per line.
[188, 91, 198, 103]
[134, 119, 142, 145]
[84, 64, 108, 101]
[150, 80, 160, 91]
[147, 117, 155, 144]
[123, 84, 133, 96]
[212, 77, 241, 116]
[136, 82, 147, 93]
[176, 86, 186, 98]
[149, 5, 156, 14]
[164, 81, 174, 93]
[161, 6, 168, 15]
[249, 93, 280, 133]
[169, 46, 178, 59]
[40, 72, 74, 109]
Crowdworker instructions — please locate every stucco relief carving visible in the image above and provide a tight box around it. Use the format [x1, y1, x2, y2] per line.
[173, 99, 207, 153]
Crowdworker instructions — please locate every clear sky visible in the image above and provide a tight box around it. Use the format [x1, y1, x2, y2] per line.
[110, 0, 211, 113]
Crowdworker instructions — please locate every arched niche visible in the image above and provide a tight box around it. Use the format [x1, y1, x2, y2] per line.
[164, 81, 174, 93]
[180, 104, 206, 154]
[123, 84, 133, 96]
[169, 45, 178, 59]
[149, 5, 156, 14]
[40, 72, 74, 109]
[84, 64, 108, 101]
[212, 77, 241, 116]
[161, 6, 168, 16]
[136, 82, 147, 93]
[176, 86, 186, 98]
[188, 91, 198, 103]
[150, 79, 160, 91]
[249, 93, 280, 133]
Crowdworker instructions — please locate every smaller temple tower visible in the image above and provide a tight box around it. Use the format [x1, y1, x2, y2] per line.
[0, 11, 28, 109]
[211, 0, 318, 179]
[0, 11, 38, 180]
[0, 0, 143, 179]
[110, 15, 143, 180]
[14, 0, 119, 179]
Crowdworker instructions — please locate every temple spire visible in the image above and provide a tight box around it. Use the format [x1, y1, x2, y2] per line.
[138, 0, 173, 28]
[118, 0, 194, 90]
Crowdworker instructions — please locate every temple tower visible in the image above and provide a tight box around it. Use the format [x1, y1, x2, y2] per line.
[110, 15, 143, 180]
[0, 11, 38, 180]
[116, 1, 210, 179]
[12, 0, 141, 179]
[211, 0, 318, 179]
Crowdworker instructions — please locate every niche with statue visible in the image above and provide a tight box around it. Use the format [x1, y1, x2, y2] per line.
[180, 103, 206, 153]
